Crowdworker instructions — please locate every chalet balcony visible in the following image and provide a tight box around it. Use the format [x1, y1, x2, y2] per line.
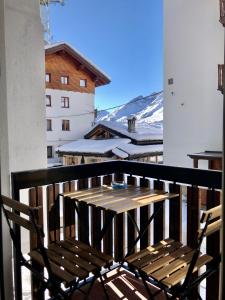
[7, 160, 221, 300]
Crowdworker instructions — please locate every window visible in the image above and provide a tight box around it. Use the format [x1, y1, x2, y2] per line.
[61, 76, 69, 85]
[46, 73, 51, 83]
[47, 119, 52, 131]
[46, 95, 51, 107]
[62, 120, 70, 131]
[47, 146, 53, 158]
[61, 97, 69, 108]
[80, 79, 87, 87]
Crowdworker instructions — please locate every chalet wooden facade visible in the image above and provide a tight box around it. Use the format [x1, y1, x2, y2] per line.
[57, 120, 164, 165]
[45, 43, 111, 166]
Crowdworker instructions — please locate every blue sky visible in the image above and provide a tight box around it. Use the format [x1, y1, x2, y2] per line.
[50, 0, 163, 109]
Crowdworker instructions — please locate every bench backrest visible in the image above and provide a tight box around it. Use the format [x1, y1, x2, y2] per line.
[1, 195, 40, 233]
[199, 204, 222, 237]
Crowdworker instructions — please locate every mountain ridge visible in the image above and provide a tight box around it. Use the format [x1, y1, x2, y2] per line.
[96, 91, 163, 128]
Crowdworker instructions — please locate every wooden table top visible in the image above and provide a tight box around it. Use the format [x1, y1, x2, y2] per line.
[62, 185, 179, 214]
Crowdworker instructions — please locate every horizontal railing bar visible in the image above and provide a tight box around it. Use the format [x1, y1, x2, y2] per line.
[120, 161, 222, 189]
[11, 160, 222, 192]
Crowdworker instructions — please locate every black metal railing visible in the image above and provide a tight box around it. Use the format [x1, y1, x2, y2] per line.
[9, 160, 222, 300]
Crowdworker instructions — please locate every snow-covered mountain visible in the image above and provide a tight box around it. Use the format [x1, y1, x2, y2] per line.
[96, 91, 163, 128]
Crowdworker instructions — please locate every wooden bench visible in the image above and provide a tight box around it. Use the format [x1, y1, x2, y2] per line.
[1, 194, 113, 299]
[125, 205, 222, 300]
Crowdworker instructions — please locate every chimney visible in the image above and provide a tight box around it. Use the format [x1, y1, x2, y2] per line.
[127, 115, 136, 133]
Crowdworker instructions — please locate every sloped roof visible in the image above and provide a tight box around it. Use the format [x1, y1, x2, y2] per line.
[85, 121, 163, 144]
[56, 138, 163, 159]
[45, 42, 111, 87]
[116, 143, 163, 158]
[56, 138, 131, 156]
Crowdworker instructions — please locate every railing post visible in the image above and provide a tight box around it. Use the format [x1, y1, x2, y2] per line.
[206, 189, 221, 300]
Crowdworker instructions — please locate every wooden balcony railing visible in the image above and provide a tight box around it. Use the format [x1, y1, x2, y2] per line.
[220, 0, 225, 26]
[10, 160, 222, 300]
[218, 64, 224, 94]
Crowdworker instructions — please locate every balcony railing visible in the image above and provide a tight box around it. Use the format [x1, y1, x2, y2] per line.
[10, 160, 222, 300]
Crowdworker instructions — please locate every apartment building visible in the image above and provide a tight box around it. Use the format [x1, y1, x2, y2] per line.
[45, 42, 110, 165]
[163, 0, 224, 168]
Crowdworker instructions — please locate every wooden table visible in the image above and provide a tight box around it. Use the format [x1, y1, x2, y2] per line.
[62, 185, 179, 260]
[63, 185, 178, 213]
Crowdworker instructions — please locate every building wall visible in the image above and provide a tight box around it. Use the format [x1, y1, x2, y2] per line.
[45, 52, 95, 93]
[0, 0, 46, 297]
[163, 0, 224, 168]
[46, 88, 95, 163]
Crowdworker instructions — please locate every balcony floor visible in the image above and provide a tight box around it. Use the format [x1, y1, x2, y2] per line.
[71, 269, 167, 300]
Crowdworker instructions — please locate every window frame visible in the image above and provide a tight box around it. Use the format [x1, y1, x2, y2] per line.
[61, 75, 69, 85]
[80, 79, 87, 87]
[62, 119, 70, 131]
[61, 96, 70, 108]
[47, 119, 52, 131]
[46, 95, 51, 107]
[47, 146, 53, 158]
[46, 73, 51, 83]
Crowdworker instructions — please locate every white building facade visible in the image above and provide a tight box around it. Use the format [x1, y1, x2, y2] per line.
[45, 43, 110, 165]
[163, 0, 224, 168]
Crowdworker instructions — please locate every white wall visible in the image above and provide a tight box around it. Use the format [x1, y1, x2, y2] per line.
[163, 0, 224, 168]
[0, 0, 47, 297]
[46, 88, 95, 163]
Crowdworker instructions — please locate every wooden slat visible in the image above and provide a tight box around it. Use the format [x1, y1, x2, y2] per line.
[201, 204, 222, 223]
[127, 175, 137, 255]
[46, 249, 88, 278]
[126, 238, 175, 263]
[29, 250, 75, 283]
[5, 210, 35, 232]
[140, 178, 150, 250]
[91, 205, 102, 250]
[101, 192, 177, 214]
[57, 239, 111, 268]
[152, 250, 195, 281]
[199, 219, 222, 237]
[29, 187, 43, 248]
[63, 181, 76, 239]
[114, 173, 124, 182]
[103, 174, 113, 185]
[47, 184, 60, 244]
[2, 195, 34, 215]
[153, 180, 164, 244]
[132, 241, 182, 269]
[29, 187, 44, 300]
[186, 185, 200, 300]
[48, 243, 95, 273]
[187, 186, 199, 248]
[91, 176, 101, 188]
[77, 179, 89, 244]
[73, 186, 141, 204]
[114, 213, 125, 262]
[65, 238, 113, 263]
[91, 205, 101, 250]
[161, 254, 213, 288]
[103, 210, 114, 257]
[142, 246, 192, 275]
[206, 189, 221, 300]
[169, 183, 182, 241]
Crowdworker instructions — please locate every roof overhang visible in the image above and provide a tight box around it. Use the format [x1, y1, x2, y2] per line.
[45, 43, 111, 87]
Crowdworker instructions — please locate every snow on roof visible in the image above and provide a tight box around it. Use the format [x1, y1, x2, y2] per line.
[45, 42, 111, 82]
[117, 143, 163, 156]
[56, 138, 131, 155]
[92, 121, 163, 142]
[112, 148, 129, 159]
